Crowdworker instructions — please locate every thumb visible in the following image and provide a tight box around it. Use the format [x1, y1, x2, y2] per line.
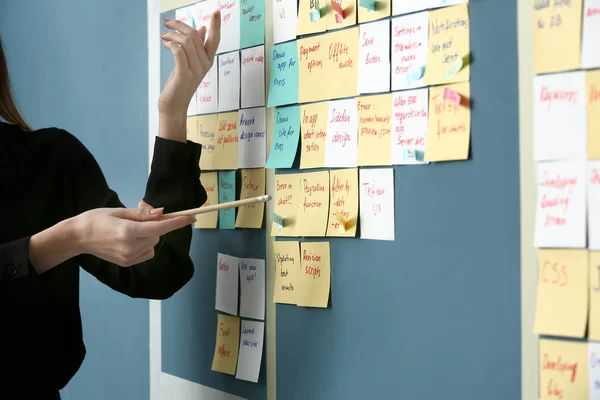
[112, 206, 164, 222]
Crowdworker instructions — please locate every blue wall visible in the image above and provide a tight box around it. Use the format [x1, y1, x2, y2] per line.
[0, 1, 150, 399]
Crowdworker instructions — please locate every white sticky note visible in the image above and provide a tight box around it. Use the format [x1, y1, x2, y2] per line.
[391, 88, 429, 165]
[534, 71, 587, 161]
[359, 168, 395, 241]
[187, 92, 198, 116]
[591, 343, 600, 397]
[590, 161, 600, 251]
[391, 12, 429, 91]
[235, 320, 264, 383]
[238, 107, 267, 168]
[217, 0, 241, 53]
[273, 0, 298, 44]
[535, 161, 587, 248]
[239, 258, 265, 320]
[358, 20, 391, 94]
[196, 64, 218, 114]
[241, 46, 266, 108]
[218, 51, 241, 112]
[325, 99, 358, 168]
[176, 5, 195, 27]
[193, 0, 218, 32]
[582, 0, 600, 69]
[216, 253, 240, 315]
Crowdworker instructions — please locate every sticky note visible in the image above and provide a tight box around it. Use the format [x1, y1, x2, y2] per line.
[270, 213, 285, 229]
[358, 19, 391, 94]
[533, 249, 589, 337]
[218, 52, 241, 112]
[197, 114, 219, 171]
[239, 258, 265, 320]
[391, 88, 429, 165]
[215, 253, 240, 315]
[588, 70, 600, 160]
[326, 168, 358, 237]
[392, 0, 466, 16]
[238, 107, 266, 169]
[186, 116, 201, 144]
[176, 5, 195, 27]
[273, 0, 298, 44]
[391, 11, 428, 91]
[582, 0, 600, 69]
[327, 0, 356, 30]
[195, 172, 219, 229]
[236, 168, 266, 229]
[324, 27, 359, 100]
[297, 35, 329, 103]
[588, 252, 600, 340]
[268, 41, 300, 108]
[532, 0, 583, 74]
[273, 241, 300, 304]
[359, 168, 395, 240]
[193, 0, 217, 32]
[297, 0, 327, 34]
[213, 112, 239, 170]
[272, 174, 300, 236]
[196, 65, 219, 115]
[443, 87, 461, 106]
[300, 102, 328, 169]
[235, 320, 264, 383]
[589, 162, 600, 251]
[534, 161, 586, 248]
[356, 93, 392, 166]
[424, 82, 470, 162]
[217, 0, 241, 54]
[534, 71, 587, 161]
[266, 106, 301, 168]
[297, 242, 331, 308]
[211, 314, 241, 375]
[359, 0, 389, 22]
[240, 0, 265, 49]
[359, 0, 375, 10]
[589, 342, 600, 396]
[295, 171, 330, 236]
[425, 5, 470, 85]
[539, 339, 588, 399]
[241, 46, 266, 109]
[218, 171, 236, 229]
[324, 99, 358, 167]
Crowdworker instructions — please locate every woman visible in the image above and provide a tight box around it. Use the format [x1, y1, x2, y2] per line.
[0, 11, 221, 399]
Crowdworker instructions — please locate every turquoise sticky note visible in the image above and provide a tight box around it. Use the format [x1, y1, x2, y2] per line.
[359, 0, 376, 11]
[415, 150, 424, 161]
[445, 56, 464, 80]
[267, 41, 299, 108]
[265, 105, 301, 169]
[240, 0, 265, 49]
[310, 10, 321, 21]
[406, 66, 425, 85]
[270, 213, 285, 229]
[218, 171, 236, 230]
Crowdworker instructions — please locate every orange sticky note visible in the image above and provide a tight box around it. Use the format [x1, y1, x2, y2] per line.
[273, 241, 300, 304]
[324, 27, 359, 100]
[235, 169, 266, 229]
[589, 252, 600, 340]
[295, 171, 330, 236]
[539, 339, 588, 399]
[356, 93, 392, 166]
[297, 0, 327, 35]
[297, 242, 331, 308]
[298, 35, 329, 103]
[212, 112, 239, 170]
[326, 168, 358, 237]
[272, 174, 301, 237]
[194, 172, 219, 229]
[211, 314, 241, 375]
[197, 114, 219, 171]
[588, 69, 600, 160]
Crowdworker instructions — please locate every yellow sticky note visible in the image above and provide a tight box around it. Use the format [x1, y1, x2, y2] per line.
[326, 168, 358, 237]
[195, 172, 219, 229]
[589, 252, 600, 340]
[212, 112, 239, 170]
[235, 169, 266, 229]
[297, 242, 330, 308]
[532, 0, 583, 74]
[539, 339, 588, 400]
[327, 0, 357, 30]
[425, 82, 470, 162]
[325, 27, 359, 100]
[211, 314, 240, 375]
[295, 171, 330, 236]
[197, 114, 219, 171]
[425, 5, 470, 86]
[300, 102, 328, 169]
[187, 115, 201, 144]
[588, 70, 600, 160]
[356, 94, 392, 166]
[272, 174, 301, 237]
[358, 0, 390, 24]
[298, 36, 329, 103]
[273, 241, 300, 304]
[297, 0, 327, 35]
[534, 249, 588, 338]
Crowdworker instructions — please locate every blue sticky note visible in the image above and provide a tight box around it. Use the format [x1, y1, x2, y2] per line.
[240, 0, 265, 49]
[267, 41, 299, 108]
[445, 56, 464, 80]
[359, 0, 376, 11]
[265, 105, 301, 169]
[310, 11, 321, 21]
[219, 171, 236, 229]
[406, 66, 425, 85]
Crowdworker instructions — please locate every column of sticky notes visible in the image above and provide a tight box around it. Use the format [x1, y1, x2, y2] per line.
[530, 0, 600, 397]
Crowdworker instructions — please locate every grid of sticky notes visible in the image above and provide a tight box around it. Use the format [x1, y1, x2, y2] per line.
[531, 0, 600, 397]
[212, 253, 266, 382]
[177, 1, 268, 230]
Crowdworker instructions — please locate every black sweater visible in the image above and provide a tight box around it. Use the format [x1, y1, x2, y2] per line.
[0, 122, 206, 398]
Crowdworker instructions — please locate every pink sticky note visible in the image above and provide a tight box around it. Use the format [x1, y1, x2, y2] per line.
[443, 88, 461, 106]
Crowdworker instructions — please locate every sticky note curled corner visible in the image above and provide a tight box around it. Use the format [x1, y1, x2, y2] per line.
[270, 212, 285, 229]
[359, 0, 375, 11]
[310, 0, 322, 22]
[402, 148, 424, 162]
[335, 212, 347, 232]
[331, 0, 345, 22]
[406, 66, 425, 85]
[445, 56, 465, 80]
[443, 88, 462, 106]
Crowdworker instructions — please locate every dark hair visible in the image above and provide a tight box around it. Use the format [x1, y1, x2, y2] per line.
[0, 37, 31, 131]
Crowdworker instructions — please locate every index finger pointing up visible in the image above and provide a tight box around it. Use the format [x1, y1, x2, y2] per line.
[205, 10, 221, 65]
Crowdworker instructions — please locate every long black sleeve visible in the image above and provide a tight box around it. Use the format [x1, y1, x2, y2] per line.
[0, 237, 33, 281]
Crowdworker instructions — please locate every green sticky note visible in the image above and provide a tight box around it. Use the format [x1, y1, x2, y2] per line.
[265, 105, 301, 169]
[219, 171, 236, 230]
[240, 0, 265, 49]
[267, 41, 299, 108]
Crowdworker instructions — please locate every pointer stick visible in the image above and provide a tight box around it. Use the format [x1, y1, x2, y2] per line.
[162, 195, 272, 218]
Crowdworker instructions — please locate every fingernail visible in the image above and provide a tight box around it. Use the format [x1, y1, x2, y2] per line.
[160, 31, 166, 36]
[162, 17, 170, 23]
[150, 207, 164, 215]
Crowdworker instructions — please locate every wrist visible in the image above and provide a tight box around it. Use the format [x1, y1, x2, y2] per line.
[28, 216, 85, 274]
[158, 112, 187, 143]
